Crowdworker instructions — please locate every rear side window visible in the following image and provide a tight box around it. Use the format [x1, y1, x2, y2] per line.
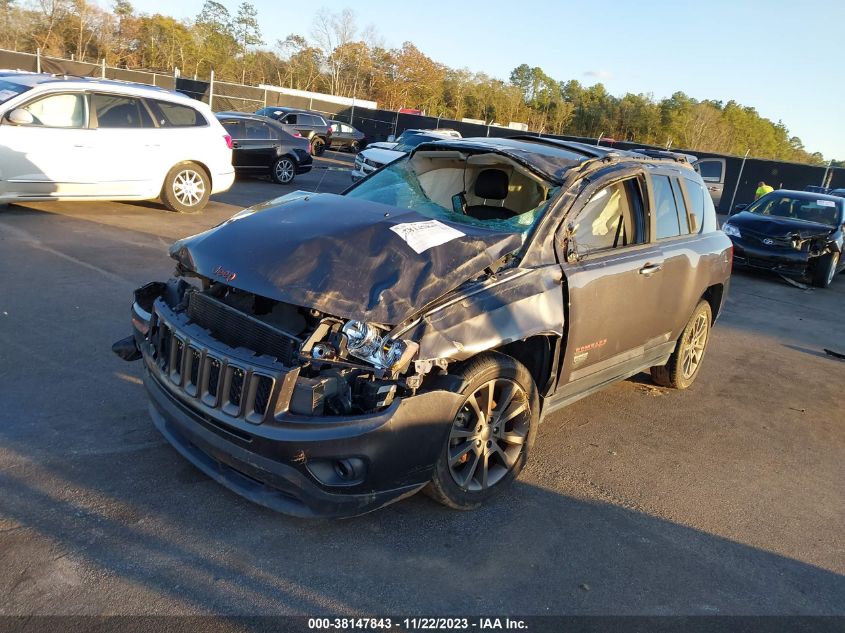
[244, 120, 272, 139]
[682, 178, 707, 233]
[282, 113, 298, 124]
[220, 119, 243, 138]
[670, 178, 689, 234]
[652, 175, 681, 239]
[696, 159, 724, 183]
[149, 100, 207, 127]
[92, 93, 153, 128]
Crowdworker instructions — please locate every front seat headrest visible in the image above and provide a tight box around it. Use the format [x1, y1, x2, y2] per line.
[474, 169, 509, 200]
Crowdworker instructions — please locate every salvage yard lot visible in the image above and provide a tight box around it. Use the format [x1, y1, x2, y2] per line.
[0, 151, 843, 615]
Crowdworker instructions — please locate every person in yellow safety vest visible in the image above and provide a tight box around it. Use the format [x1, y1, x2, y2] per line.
[755, 181, 774, 199]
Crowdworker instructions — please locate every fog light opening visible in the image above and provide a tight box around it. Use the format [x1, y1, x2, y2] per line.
[334, 458, 355, 481]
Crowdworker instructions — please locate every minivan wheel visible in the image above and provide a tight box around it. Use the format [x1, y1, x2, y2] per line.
[650, 300, 712, 390]
[161, 162, 210, 214]
[311, 137, 326, 156]
[811, 252, 839, 288]
[271, 156, 296, 184]
[425, 353, 538, 510]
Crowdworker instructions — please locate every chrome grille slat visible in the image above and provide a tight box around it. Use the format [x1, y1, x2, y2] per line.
[148, 303, 280, 425]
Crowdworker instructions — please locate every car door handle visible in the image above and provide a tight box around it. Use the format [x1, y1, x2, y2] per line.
[232, 141, 240, 148]
[708, 186, 720, 191]
[639, 262, 663, 275]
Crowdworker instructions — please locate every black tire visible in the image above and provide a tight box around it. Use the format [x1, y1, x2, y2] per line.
[271, 156, 296, 185]
[424, 352, 539, 510]
[811, 252, 840, 288]
[349, 141, 360, 154]
[650, 300, 712, 390]
[311, 136, 326, 156]
[160, 162, 210, 214]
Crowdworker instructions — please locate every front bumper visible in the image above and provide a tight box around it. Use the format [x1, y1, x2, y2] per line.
[135, 297, 461, 518]
[728, 236, 813, 278]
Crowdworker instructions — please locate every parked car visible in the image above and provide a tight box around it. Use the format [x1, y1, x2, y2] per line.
[0, 71, 234, 213]
[327, 120, 365, 152]
[114, 136, 731, 517]
[723, 190, 845, 287]
[828, 188, 845, 198]
[351, 129, 462, 181]
[254, 106, 331, 156]
[215, 112, 312, 185]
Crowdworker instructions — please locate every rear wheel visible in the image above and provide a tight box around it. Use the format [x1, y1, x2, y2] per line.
[812, 252, 840, 288]
[271, 156, 296, 184]
[349, 141, 360, 153]
[425, 353, 538, 510]
[311, 137, 326, 156]
[650, 300, 712, 390]
[160, 162, 210, 214]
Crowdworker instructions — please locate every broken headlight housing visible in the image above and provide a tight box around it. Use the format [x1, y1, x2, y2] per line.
[342, 320, 416, 371]
[722, 223, 741, 238]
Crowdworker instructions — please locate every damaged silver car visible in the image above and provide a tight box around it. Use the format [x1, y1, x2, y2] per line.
[114, 136, 732, 517]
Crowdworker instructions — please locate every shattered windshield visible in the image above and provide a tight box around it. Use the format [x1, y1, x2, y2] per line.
[345, 156, 558, 234]
[746, 194, 843, 227]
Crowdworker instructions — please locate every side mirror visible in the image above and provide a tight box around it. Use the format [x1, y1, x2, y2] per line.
[387, 134, 395, 142]
[730, 203, 748, 216]
[6, 108, 34, 125]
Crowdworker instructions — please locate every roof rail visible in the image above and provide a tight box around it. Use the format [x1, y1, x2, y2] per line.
[505, 134, 613, 158]
[629, 148, 697, 164]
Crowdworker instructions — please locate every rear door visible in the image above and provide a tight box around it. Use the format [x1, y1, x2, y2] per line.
[87, 91, 159, 195]
[694, 158, 726, 208]
[237, 119, 278, 170]
[555, 173, 669, 395]
[646, 172, 703, 342]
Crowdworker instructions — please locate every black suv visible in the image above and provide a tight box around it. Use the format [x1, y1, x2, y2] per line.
[216, 112, 312, 185]
[255, 107, 331, 156]
[114, 137, 731, 518]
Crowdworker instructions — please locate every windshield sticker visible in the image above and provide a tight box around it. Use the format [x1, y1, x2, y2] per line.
[817, 200, 836, 207]
[390, 220, 465, 254]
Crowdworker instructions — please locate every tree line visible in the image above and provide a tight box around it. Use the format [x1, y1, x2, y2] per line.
[0, 0, 835, 164]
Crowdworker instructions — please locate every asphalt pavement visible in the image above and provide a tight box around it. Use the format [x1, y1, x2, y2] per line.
[0, 151, 843, 616]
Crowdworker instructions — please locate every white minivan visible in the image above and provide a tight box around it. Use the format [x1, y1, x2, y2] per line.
[0, 71, 234, 213]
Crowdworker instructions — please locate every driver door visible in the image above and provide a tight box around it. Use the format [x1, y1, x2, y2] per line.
[0, 91, 93, 197]
[553, 173, 671, 400]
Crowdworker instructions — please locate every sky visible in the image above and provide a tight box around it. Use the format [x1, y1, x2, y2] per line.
[118, 0, 844, 160]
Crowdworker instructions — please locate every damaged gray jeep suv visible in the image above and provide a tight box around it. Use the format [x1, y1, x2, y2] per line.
[114, 136, 732, 517]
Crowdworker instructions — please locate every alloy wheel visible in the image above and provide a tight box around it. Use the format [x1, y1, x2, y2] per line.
[275, 158, 295, 183]
[448, 378, 530, 492]
[681, 313, 709, 379]
[172, 169, 205, 207]
[828, 253, 839, 285]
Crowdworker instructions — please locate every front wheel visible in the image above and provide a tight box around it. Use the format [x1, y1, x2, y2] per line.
[812, 252, 840, 288]
[311, 137, 326, 156]
[160, 162, 210, 214]
[271, 156, 296, 184]
[425, 353, 539, 510]
[650, 300, 712, 389]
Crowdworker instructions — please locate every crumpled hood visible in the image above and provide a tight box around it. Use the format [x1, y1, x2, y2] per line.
[170, 193, 523, 324]
[728, 211, 834, 239]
